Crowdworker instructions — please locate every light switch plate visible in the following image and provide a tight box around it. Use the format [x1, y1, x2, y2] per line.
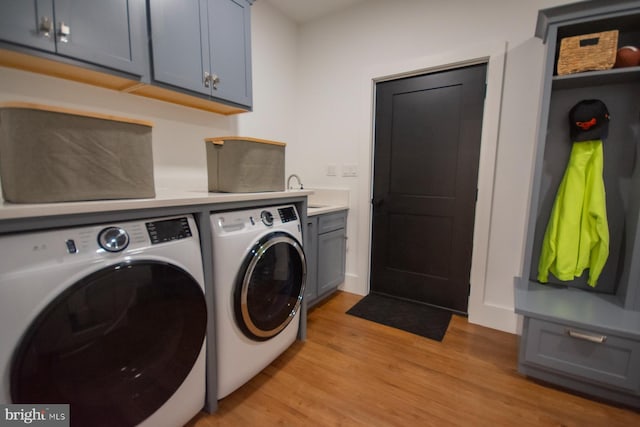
[342, 164, 357, 177]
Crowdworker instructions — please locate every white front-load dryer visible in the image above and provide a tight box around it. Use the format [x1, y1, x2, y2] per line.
[211, 204, 306, 399]
[0, 215, 207, 427]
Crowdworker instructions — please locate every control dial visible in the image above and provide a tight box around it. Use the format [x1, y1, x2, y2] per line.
[260, 210, 274, 226]
[98, 227, 130, 252]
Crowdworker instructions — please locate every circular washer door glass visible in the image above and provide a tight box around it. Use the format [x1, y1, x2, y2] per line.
[10, 261, 207, 427]
[235, 232, 306, 341]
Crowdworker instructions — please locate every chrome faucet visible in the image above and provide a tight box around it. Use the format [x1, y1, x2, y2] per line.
[287, 174, 304, 190]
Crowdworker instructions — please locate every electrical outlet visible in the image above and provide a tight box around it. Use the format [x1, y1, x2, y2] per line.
[327, 164, 337, 176]
[342, 164, 358, 177]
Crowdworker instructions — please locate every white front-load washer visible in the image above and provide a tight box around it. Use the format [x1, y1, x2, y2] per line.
[211, 204, 306, 399]
[0, 215, 207, 427]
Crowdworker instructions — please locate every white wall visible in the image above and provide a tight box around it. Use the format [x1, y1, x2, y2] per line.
[0, 2, 298, 193]
[290, 0, 580, 333]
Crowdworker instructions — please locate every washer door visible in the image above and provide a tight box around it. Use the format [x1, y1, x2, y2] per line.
[10, 261, 206, 427]
[235, 231, 306, 341]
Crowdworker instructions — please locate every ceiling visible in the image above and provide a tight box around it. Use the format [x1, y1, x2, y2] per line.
[264, 0, 367, 24]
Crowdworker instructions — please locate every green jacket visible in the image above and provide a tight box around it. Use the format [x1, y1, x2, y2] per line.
[537, 139, 609, 287]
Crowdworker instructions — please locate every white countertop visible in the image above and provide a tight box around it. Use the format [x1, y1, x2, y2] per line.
[306, 188, 350, 217]
[307, 205, 349, 216]
[0, 187, 351, 222]
[0, 189, 314, 221]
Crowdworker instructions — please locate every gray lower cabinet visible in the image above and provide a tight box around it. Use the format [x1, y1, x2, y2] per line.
[148, 0, 253, 109]
[516, 0, 640, 408]
[305, 210, 347, 307]
[0, 0, 147, 78]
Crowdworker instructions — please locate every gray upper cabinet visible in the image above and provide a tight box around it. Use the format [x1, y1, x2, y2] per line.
[0, 0, 55, 52]
[148, 0, 209, 96]
[0, 0, 147, 78]
[53, 0, 147, 76]
[207, 0, 252, 107]
[148, 0, 253, 109]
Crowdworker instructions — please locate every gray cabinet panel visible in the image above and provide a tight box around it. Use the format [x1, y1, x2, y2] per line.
[523, 318, 640, 392]
[0, 0, 55, 52]
[53, 0, 146, 76]
[304, 217, 318, 302]
[149, 0, 210, 95]
[148, 0, 253, 109]
[318, 211, 347, 234]
[305, 210, 347, 306]
[317, 228, 346, 296]
[0, 0, 146, 78]
[207, 0, 252, 106]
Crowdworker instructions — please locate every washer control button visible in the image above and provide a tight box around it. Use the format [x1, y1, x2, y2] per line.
[98, 227, 130, 252]
[260, 210, 274, 226]
[65, 239, 78, 254]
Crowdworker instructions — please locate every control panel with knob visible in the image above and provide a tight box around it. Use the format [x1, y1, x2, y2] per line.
[98, 227, 130, 252]
[260, 210, 274, 226]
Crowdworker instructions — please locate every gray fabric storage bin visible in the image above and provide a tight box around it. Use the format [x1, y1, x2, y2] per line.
[0, 103, 155, 203]
[205, 137, 285, 192]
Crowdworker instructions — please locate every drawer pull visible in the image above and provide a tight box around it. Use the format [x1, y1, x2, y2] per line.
[567, 329, 607, 343]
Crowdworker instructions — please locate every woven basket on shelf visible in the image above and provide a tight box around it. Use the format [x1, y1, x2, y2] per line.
[557, 30, 619, 76]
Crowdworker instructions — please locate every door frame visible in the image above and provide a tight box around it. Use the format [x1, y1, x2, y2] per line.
[359, 41, 508, 327]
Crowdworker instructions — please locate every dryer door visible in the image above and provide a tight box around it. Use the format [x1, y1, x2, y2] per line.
[10, 260, 206, 427]
[236, 231, 306, 341]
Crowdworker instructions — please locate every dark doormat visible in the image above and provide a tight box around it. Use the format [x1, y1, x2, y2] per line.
[346, 293, 452, 342]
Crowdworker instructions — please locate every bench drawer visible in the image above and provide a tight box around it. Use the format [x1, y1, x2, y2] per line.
[523, 318, 640, 392]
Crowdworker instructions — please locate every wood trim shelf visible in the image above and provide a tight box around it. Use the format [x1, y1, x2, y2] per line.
[204, 136, 286, 146]
[0, 47, 250, 116]
[0, 48, 140, 92]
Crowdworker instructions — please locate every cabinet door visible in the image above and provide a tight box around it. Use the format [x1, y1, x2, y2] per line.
[53, 0, 146, 77]
[317, 228, 346, 296]
[206, 0, 252, 107]
[304, 218, 318, 303]
[149, 0, 210, 95]
[0, 0, 55, 52]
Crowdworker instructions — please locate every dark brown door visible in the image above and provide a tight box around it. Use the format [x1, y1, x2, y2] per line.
[371, 63, 487, 313]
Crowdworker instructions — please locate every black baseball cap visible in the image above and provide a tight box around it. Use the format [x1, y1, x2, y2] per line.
[569, 99, 610, 142]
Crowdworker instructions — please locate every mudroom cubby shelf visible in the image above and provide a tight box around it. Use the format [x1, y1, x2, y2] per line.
[515, 0, 640, 408]
[552, 66, 640, 89]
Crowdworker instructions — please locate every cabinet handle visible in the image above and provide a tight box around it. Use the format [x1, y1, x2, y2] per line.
[210, 74, 220, 90]
[58, 22, 70, 43]
[567, 329, 607, 344]
[204, 73, 220, 90]
[39, 16, 53, 38]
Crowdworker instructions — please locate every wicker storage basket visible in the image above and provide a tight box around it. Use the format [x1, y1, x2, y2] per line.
[0, 102, 155, 203]
[205, 136, 285, 193]
[557, 30, 619, 75]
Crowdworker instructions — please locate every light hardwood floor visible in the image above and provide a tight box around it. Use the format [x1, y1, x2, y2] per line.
[186, 291, 639, 426]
